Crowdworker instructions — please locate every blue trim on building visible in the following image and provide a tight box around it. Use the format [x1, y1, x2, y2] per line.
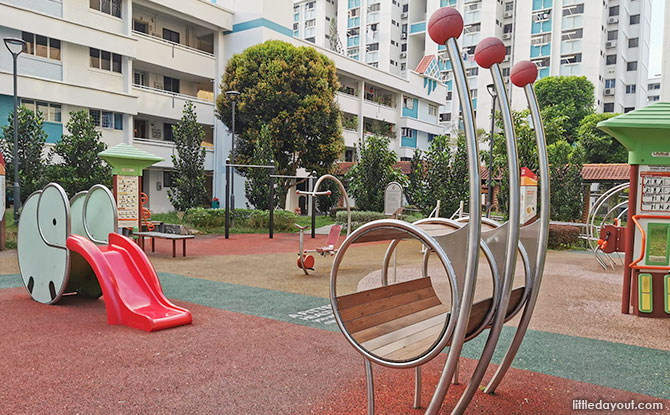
[401, 128, 417, 148]
[44, 121, 63, 144]
[402, 98, 418, 118]
[226, 18, 293, 37]
[410, 21, 426, 34]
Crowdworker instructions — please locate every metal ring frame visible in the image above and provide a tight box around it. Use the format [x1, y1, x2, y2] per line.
[330, 219, 460, 369]
[82, 184, 118, 245]
[297, 174, 352, 236]
[327, 13, 551, 415]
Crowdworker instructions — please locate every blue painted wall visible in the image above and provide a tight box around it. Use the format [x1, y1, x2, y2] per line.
[0, 95, 62, 143]
[402, 98, 419, 118]
[401, 128, 417, 148]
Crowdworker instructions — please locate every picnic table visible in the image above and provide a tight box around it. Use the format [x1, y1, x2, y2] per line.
[134, 231, 195, 258]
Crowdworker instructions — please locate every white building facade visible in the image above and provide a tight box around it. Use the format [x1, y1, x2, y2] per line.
[1, 0, 445, 213]
[662, 0, 670, 102]
[647, 75, 661, 104]
[294, 0, 653, 131]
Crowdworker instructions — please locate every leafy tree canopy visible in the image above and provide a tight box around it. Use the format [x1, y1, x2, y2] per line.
[535, 76, 595, 142]
[576, 113, 627, 164]
[216, 40, 344, 206]
[0, 106, 48, 203]
[168, 101, 208, 211]
[346, 135, 405, 212]
[244, 125, 277, 210]
[547, 140, 585, 221]
[47, 110, 111, 197]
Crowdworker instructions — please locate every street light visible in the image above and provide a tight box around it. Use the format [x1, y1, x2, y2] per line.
[4, 37, 26, 224]
[225, 90, 241, 211]
[486, 83, 497, 218]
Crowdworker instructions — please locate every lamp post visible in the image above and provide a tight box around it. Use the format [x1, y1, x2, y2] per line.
[4, 37, 26, 224]
[225, 90, 240, 211]
[486, 83, 497, 218]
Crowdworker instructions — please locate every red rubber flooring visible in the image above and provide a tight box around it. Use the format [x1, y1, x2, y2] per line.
[1, 287, 668, 415]
[140, 232, 343, 257]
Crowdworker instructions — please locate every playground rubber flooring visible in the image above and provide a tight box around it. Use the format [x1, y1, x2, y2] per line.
[1, 233, 669, 414]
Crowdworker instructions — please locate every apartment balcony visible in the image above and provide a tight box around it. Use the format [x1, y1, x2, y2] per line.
[132, 137, 214, 171]
[363, 99, 397, 122]
[140, 0, 233, 31]
[336, 91, 360, 114]
[342, 128, 360, 147]
[133, 31, 215, 79]
[400, 117, 443, 136]
[133, 85, 215, 125]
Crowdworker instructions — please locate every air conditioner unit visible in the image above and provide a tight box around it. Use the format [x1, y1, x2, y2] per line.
[604, 88, 615, 96]
[399, 52, 407, 58]
[400, 32, 407, 39]
[502, 33, 512, 40]
[504, 11, 513, 18]
[468, 3, 479, 11]
[400, 12, 408, 18]
[503, 55, 510, 62]
[608, 16, 619, 24]
[606, 40, 617, 48]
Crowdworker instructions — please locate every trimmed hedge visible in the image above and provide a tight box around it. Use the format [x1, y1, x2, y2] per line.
[336, 210, 425, 230]
[183, 207, 299, 231]
[548, 224, 581, 250]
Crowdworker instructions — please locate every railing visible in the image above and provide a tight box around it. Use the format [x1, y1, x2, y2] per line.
[133, 137, 214, 149]
[132, 30, 215, 58]
[133, 83, 214, 104]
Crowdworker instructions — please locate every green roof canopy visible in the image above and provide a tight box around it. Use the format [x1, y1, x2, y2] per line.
[598, 102, 670, 166]
[98, 143, 163, 176]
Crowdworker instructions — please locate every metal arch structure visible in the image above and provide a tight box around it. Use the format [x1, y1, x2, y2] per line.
[584, 183, 630, 269]
[324, 8, 551, 415]
[297, 174, 352, 236]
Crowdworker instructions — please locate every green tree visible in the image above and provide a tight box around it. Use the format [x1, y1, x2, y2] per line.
[216, 40, 344, 207]
[406, 149, 426, 209]
[0, 106, 48, 203]
[576, 113, 627, 163]
[547, 140, 585, 221]
[244, 125, 276, 210]
[315, 178, 342, 214]
[423, 135, 454, 215]
[346, 135, 405, 212]
[47, 110, 111, 197]
[168, 102, 208, 211]
[447, 134, 470, 215]
[535, 76, 595, 142]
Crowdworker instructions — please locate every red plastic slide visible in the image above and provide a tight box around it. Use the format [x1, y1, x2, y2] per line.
[66, 233, 192, 332]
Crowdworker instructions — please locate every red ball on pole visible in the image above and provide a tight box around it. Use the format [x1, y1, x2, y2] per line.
[428, 7, 464, 44]
[474, 37, 506, 69]
[510, 61, 538, 87]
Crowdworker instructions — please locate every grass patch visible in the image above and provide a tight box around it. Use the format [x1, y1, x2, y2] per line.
[3, 209, 17, 249]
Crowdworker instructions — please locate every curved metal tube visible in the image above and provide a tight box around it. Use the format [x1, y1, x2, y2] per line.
[298, 174, 352, 236]
[82, 185, 118, 245]
[35, 183, 70, 250]
[425, 36, 482, 415]
[484, 82, 551, 394]
[451, 62, 521, 415]
[330, 219, 460, 369]
[587, 183, 629, 251]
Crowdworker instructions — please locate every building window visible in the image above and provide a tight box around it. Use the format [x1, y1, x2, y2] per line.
[605, 79, 616, 88]
[609, 6, 619, 16]
[89, 0, 122, 18]
[134, 20, 148, 34]
[403, 96, 415, 110]
[626, 84, 637, 94]
[630, 14, 640, 25]
[134, 119, 147, 138]
[163, 171, 174, 188]
[607, 30, 618, 41]
[90, 109, 123, 130]
[163, 123, 174, 142]
[624, 107, 634, 113]
[89, 48, 122, 74]
[603, 103, 615, 113]
[134, 71, 147, 86]
[606, 54, 617, 65]
[627, 61, 638, 71]
[465, 67, 479, 77]
[21, 100, 61, 122]
[21, 32, 61, 61]
[628, 38, 639, 48]
[164, 76, 180, 94]
[162, 28, 180, 44]
[428, 105, 438, 116]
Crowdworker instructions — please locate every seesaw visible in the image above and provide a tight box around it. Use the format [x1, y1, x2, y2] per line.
[325, 7, 550, 415]
[17, 183, 192, 332]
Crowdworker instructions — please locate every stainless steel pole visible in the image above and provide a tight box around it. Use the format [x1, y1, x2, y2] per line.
[230, 100, 236, 212]
[12, 54, 19, 223]
[487, 97, 495, 218]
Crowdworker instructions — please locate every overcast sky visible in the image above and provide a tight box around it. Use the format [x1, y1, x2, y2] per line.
[649, 0, 665, 76]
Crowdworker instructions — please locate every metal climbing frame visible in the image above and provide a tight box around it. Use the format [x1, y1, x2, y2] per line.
[584, 183, 630, 269]
[326, 8, 551, 415]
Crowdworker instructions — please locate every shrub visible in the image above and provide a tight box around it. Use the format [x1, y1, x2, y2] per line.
[183, 207, 298, 232]
[548, 224, 581, 250]
[336, 210, 425, 230]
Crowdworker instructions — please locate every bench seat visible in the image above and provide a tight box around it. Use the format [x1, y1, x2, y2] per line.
[337, 277, 524, 362]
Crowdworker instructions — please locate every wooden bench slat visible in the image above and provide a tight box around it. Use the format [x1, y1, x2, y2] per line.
[337, 277, 433, 310]
[339, 286, 439, 322]
[344, 295, 443, 334]
[352, 304, 449, 343]
[361, 312, 447, 351]
[370, 322, 444, 358]
[379, 325, 445, 361]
